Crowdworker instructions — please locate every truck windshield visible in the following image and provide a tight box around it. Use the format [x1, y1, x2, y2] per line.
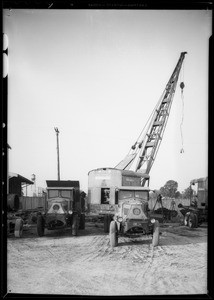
[48, 189, 72, 198]
[119, 190, 148, 201]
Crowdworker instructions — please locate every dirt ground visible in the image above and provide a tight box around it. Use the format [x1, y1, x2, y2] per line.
[7, 221, 207, 296]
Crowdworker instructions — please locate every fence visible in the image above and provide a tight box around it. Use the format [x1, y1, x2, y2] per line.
[19, 196, 46, 210]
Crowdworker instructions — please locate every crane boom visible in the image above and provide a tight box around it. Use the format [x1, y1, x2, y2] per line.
[115, 52, 187, 185]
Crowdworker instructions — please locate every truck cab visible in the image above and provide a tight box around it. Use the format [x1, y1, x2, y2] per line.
[178, 177, 208, 228]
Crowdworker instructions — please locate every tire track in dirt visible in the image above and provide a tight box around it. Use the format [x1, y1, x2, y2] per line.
[133, 239, 207, 295]
[7, 224, 208, 295]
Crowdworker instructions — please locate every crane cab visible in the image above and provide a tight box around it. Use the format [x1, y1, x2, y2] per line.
[88, 168, 149, 204]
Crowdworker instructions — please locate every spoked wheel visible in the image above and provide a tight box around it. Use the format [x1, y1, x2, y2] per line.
[14, 218, 24, 238]
[109, 221, 118, 247]
[37, 215, 45, 237]
[152, 220, 160, 247]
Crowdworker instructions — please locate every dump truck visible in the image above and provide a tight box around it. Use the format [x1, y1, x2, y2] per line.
[37, 180, 85, 236]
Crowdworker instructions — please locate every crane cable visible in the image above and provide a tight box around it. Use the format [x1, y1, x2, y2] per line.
[180, 63, 185, 154]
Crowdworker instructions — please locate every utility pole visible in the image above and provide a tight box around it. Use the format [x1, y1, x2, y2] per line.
[54, 127, 60, 180]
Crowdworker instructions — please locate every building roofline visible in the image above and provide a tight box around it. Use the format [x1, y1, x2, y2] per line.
[9, 172, 34, 184]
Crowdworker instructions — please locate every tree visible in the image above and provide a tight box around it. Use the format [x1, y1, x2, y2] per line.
[160, 180, 178, 198]
[182, 186, 193, 199]
[175, 191, 181, 199]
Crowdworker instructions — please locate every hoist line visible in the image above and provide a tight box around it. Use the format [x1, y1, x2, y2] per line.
[180, 90, 184, 152]
[180, 62, 185, 153]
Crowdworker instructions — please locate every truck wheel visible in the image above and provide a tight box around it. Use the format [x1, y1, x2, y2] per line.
[184, 213, 189, 226]
[72, 214, 78, 236]
[37, 215, 45, 237]
[188, 212, 197, 228]
[109, 221, 118, 247]
[104, 215, 110, 233]
[14, 219, 23, 238]
[194, 213, 198, 228]
[152, 220, 160, 247]
[79, 213, 85, 230]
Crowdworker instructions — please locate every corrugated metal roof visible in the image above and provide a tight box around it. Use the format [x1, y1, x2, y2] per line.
[46, 180, 80, 188]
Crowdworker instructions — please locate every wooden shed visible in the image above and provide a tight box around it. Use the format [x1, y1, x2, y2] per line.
[9, 172, 34, 196]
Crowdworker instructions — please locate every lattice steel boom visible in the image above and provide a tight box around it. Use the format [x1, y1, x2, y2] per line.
[115, 52, 187, 185]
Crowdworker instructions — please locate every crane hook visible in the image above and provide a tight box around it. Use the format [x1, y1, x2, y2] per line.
[180, 81, 185, 92]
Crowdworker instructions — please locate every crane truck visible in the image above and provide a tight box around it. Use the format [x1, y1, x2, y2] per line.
[87, 52, 187, 246]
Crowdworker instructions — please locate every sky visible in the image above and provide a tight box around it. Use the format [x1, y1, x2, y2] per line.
[3, 9, 211, 195]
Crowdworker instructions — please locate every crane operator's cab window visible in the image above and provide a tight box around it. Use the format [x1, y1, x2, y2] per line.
[101, 188, 110, 204]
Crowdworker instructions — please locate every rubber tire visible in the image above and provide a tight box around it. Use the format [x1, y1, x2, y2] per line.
[37, 215, 45, 237]
[79, 213, 85, 230]
[184, 213, 189, 226]
[14, 219, 23, 238]
[104, 215, 111, 233]
[188, 212, 197, 228]
[109, 221, 118, 247]
[152, 220, 160, 247]
[72, 214, 78, 236]
[194, 213, 198, 228]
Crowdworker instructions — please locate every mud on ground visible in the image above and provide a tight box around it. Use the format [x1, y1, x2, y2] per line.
[7, 222, 207, 296]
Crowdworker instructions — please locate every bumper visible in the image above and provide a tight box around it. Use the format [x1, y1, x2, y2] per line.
[45, 213, 70, 229]
[123, 219, 153, 235]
